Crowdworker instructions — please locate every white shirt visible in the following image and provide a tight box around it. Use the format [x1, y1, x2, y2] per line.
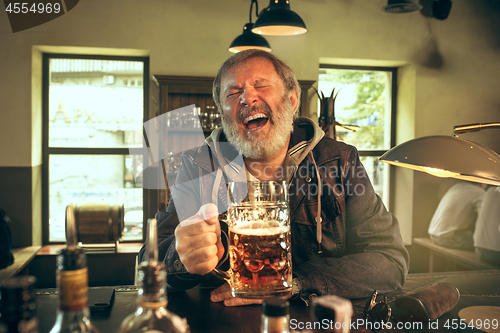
[473, 187, 500, 251]
[428, 182, 485, 238]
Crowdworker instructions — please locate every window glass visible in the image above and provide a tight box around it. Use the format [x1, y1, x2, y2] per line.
[318, 66, 394, 208]
[318, 69, 392, 150]
[360, 156, 390, 205]
[49, 154, 143, 242]
[48, 59, 144, 148]
[46, 57, 147, 243]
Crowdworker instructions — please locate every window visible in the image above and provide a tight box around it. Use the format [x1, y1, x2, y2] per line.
[43, 55, 149, 243]
[318, 65, 396, 207]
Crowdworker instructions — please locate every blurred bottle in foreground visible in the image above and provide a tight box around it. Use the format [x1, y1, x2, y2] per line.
[311, 295, 353, 333]
[49, 206, 99, 333]
[117, 218, 190, 333]
[261, 298, 290, 333]
[0, 276, 38, 333]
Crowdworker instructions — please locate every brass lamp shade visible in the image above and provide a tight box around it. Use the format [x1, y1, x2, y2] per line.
[380, 136, 500, 186]
[252, 0, 307, 36]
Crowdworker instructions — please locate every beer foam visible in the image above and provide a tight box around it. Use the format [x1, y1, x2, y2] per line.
[231, 221, 285, 236]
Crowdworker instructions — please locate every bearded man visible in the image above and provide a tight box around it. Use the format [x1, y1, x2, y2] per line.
[138, 50, 409, 306]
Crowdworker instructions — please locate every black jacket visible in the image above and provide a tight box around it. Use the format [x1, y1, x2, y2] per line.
[139, 118, 409, 301]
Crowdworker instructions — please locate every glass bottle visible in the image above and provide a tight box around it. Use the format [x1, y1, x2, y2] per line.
[193, 107, 202, 130]
[169, 112, 182, 130]
[49, 206, 99, 333]
[182, 107, 201, 130]
[0, 276, 38, 333]
[261, 298, 290, 333]
[208, 106, 219, 130]
[117, 218, 190, 333]
[166, 152, 175, 174]
[200, 107, 210, 131]
[212, 112, 221, 129]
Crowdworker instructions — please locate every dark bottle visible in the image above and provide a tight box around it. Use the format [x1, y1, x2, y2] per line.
[261, 298, 290, 333]
[0, 276, 38, 333]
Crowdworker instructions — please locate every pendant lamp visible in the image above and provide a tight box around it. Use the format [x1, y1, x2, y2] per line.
[229, 23, 272, 53]
[252, 0, 307, 36]
[229, 0, 272, 53]
[382, 0, 422, 13]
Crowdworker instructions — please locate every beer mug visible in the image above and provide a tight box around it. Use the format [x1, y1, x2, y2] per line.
[214, 181, 292, 299]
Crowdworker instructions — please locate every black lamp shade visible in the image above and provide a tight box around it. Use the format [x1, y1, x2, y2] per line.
[432, 0, 452, 20]
[252, 0, 307, 36]
[229, 23, 272, 53]
[382, 0, 422, 13]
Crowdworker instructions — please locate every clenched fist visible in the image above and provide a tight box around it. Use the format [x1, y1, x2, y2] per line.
[174, 203, 225, 275]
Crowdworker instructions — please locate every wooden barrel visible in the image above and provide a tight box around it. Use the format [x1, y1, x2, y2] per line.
[70, 202, 124, 244]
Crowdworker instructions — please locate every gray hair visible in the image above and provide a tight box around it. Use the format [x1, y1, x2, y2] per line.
[212, 50, 301, 117]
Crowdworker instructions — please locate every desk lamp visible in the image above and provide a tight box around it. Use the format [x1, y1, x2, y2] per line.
[379, 122, 500, 186]
[380, 122, 500, 333]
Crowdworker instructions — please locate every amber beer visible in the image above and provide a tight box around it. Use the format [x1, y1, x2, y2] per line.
[228, 221, 292, 298]
[214, 181, 292, 298]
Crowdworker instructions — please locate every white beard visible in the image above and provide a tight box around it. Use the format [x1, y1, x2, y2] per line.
[221, 95, 295, 160]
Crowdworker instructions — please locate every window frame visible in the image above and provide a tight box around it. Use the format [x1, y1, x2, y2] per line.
[42, 53, 150, 245]
[319, 64, 398, 207]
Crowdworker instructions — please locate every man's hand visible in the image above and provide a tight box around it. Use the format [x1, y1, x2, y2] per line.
[210, 282, 264, 307]
[174, 203, 225, 275]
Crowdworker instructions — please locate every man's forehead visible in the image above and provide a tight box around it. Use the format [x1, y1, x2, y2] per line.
[221, 57, 280, 85]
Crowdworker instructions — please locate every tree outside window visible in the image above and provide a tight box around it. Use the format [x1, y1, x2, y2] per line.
[318, 65, 396, 207]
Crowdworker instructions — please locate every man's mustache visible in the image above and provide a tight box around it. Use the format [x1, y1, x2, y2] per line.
[238, 103, 273, 123]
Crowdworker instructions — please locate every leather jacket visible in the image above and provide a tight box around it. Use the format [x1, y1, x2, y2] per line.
[139, 118, 409, 301]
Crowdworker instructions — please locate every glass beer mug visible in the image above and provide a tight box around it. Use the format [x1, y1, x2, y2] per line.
[214, 181, 292, 299]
